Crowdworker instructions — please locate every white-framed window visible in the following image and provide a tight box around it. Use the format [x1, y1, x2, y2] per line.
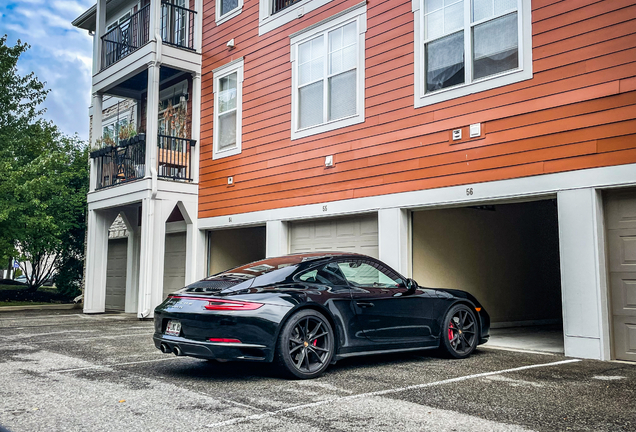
[102, 117, 129, 146]
[258, 0, 336, 36]
[413, 0, 532, 108]
[290, 4, 366, 140]
[216, 0, 243, 25]
[213, 58, 244, 160]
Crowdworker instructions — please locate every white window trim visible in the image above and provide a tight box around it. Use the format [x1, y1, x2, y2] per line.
[412, 0, 532, 108]
[216, 0, 244, 25]
[258, 0, 335, 36]
[289, 3, 366, 141]
[213, 57, 244, 160]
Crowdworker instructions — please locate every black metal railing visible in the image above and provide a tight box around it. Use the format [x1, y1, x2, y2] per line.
[272, 0, 302, 15]
[90, 135, 146, 189]
[157, 135, 196, 181]
[101, 5, 150, 70]
[161, 2, 196, 51]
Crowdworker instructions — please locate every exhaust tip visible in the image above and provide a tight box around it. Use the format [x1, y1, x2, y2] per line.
[173, 345, 183, 356]
[160, 343, 171, 353]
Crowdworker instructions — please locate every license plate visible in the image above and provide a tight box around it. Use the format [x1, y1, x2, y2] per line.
[165, 320, 181, 336]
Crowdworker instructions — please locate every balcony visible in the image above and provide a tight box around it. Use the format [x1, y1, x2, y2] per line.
[90, 134, 196, 190]
[101, 2, 196, 71]
[157, 135, 196, 181]
[272, 0, 303, 15]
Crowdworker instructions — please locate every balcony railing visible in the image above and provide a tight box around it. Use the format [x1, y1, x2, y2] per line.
[272, 0, 302, 15]
[90, 135, 146, 190]
[101, 4, 150, 70]
[100, 2, 196, 70]
[158, 135, 196, 181]
[90, 134, 195, 189]
[161, 2, 196, 51]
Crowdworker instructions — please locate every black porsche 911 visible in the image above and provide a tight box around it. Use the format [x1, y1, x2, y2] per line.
[153, 252, 490, 379]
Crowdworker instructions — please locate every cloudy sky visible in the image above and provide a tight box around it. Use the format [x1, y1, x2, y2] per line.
[1, 0, 94, 140]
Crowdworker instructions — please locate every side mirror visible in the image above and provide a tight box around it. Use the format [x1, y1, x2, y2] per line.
[405, 278, 419, 294]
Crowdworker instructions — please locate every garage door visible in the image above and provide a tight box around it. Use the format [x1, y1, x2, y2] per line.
[105, 238, 127, 311]
[289, 214, 378, 258]
[163, 232, 187, 298]
[606, 189, 636, 362]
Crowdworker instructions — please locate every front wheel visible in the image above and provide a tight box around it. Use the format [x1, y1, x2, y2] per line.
[440, 304, 478, 359]
[275, 309, 334, 379]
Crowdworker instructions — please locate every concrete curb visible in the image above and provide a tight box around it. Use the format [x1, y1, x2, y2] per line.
[0, 303, 82, 312]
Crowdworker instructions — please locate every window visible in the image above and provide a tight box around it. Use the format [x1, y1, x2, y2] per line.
[258, 0, 336, 36]
[213, 58, 244, 160]
[413, 0, 532, 107]
[296, 263, 348, 286]
[290, 4, 366, 140]
[216, 0, 243, 25]
[102, 118, 128, 146]
[337, 260, 403, 288]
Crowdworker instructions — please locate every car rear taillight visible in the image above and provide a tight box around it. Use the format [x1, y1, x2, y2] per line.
[208, 338, 242, 343]
[204, 300, 263, 311]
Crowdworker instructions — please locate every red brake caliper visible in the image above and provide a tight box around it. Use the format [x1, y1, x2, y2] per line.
[313, 339, 318, 346]
[448, 323, 454, 341]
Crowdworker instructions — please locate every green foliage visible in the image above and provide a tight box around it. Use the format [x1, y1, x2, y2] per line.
[0, 35, 88, 297]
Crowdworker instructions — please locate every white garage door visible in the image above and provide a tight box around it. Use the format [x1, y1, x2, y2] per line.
[106, 239, 127, 311]
[163, 232, 187, 298]
[289, 214, 378, 258]
[606, 189, 636, 362]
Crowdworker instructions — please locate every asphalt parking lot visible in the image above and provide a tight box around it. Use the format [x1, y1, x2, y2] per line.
[0, 310, 634, 432]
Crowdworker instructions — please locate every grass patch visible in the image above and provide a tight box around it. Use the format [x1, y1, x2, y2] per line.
[0, 301, 51, 307]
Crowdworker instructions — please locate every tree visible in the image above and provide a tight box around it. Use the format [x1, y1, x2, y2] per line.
[0, 36, 88, 296]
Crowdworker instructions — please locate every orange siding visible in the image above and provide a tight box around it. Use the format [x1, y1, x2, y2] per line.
[198, 0, 636, 218]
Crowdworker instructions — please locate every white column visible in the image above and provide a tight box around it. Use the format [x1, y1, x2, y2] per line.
[137, 197, 170, 318]
[90, 94, 103, 192]
[178, 200, 202, 284]
[378, 208, 410, 276]
[557, 188, 610, 360]
[194, 228, 208, 280]
[145, 63, 160, 178]
[266, 220, 288, 258]
[95, 0, 106, 71]
[191, 73, 202, 183]
[84, 209, 114, 313]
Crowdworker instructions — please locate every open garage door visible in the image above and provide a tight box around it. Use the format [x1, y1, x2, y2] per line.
[163, 232, 187, 298]
[208, 226, 266, 275]
[106, 238, 127, 311]
[290, 214, 379, 258]
[412, 200, 563, 353]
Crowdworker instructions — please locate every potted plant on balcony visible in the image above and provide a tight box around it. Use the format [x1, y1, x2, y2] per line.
[89, 135, 116, 159]
[118, 123, 138, 147]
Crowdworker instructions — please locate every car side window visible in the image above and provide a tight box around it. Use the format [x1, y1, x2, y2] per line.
[296, 262, 349, 286]
[337, 260, 403, 288]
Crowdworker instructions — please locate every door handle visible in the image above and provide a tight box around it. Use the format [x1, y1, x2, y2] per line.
[356, 301, 374, 308]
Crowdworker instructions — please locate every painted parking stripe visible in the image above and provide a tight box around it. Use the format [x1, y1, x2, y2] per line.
[52, 356, 187, 373]
[206, 358, 581, 428]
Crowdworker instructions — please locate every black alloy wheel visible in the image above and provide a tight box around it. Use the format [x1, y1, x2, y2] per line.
[440, 304, 478, 359]
[275, 309, 334, 379]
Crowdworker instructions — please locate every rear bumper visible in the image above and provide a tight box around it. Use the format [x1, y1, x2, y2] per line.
[153, 334, 271, 362]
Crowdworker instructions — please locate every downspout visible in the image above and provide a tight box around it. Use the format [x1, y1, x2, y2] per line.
[151, 19, 162, 200]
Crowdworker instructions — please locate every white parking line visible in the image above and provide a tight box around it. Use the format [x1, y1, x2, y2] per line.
[206, 358, 581, 428]
[52, 356, 185, 373]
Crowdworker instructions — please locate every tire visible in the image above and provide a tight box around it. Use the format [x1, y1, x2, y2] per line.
[440, 304, 478, 359]
[275, 309, 335, 379]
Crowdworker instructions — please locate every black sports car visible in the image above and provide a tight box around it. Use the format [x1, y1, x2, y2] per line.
[153, 252, 490, 379]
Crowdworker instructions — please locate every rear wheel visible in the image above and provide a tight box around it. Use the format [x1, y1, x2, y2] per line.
[275, 309, 334, 379]
[440, 304, 478, 359]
